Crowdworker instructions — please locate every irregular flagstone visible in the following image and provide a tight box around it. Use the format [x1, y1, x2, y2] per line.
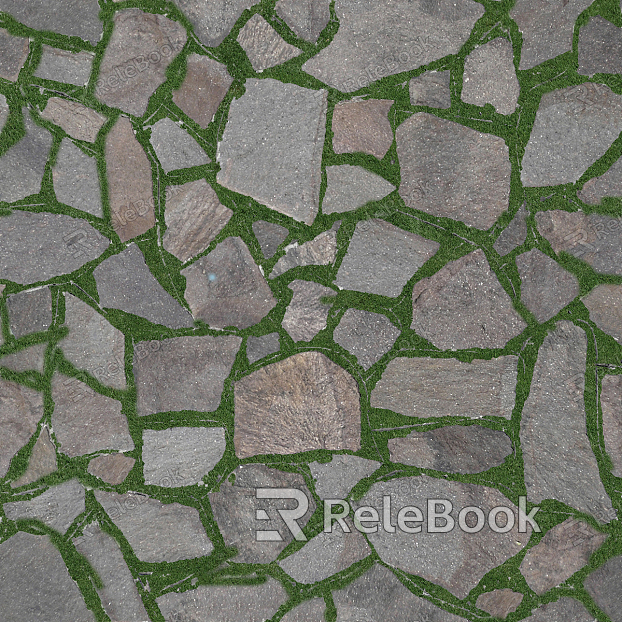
[282, 279, 334, 341]
[93, 244, 194, 329]
[96, 9, 187, 116]
[321, 164, 396, 215]
[276, 0, 331, 43]
[302, 0, 484, 92]
[11, 426, 57, 487]
[333, 308, 400, 369]
[600, 375, 622, 478]
[281, 598, 326, 622]
[335, 220, 439, 297]
[521, 84, 622, 187]
[476, 589, 523, 620]
[409, 69, 451, 108]
[41, 98, 106, 143]
[181, 236, 277, 329]
[370, 355, 519, 419]
[246, 332, 280, 364]
[0, 532, 95, 622]
[309, 454, 380, 500]
[133, 334, 241, 417]
[388, 425, 513, 474]
[0, 28, 29, 81]
[521, 321, 614, 523]
[234, 351, 361, 458]
[524, 597, 596, 621]
[172, 54, 233, 129]
[410, 250, 527, 350]
[584, 555, 622, 622]
[237, 14, 302, 71]
[253, 220, 289, 258]
[578, 16, 622, 77]
[7, 287, 52, 338]
[397, 113, 511, 229]
[209, 464, 316, 563]
[520, 517, 607, 595]
[95, 489, 213, 562]
[579, 156, 622, 205]
[1, 342, 46, 374]
[217, 78, 327, 225]
[583, 285, 622, 342]
[149, 117, 210, 172]
[163, 179, 232, 263]
[88, 453, 135, 485]
[34, 46, 94, 86]
[493, 203, 528, 255]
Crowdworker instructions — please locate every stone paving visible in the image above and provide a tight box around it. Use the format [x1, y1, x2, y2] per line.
[2, 1, 622, 621]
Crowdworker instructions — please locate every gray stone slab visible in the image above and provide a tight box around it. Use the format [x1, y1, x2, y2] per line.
[0, 28, 29, 81]
[281, 598, 326, 622]
[253, 220, 289, 258]
[217, 78, 327, 225]
[409, 69, 451, 108]
[11, 426, 57, 487]
[523, 598, 596, 622]
[234, 351, 361, 458]
[601, 375, 622, 478]
[88, 453, 135, 485]
[270, 225, 338, 277]
[371, 355, 518, 419]
[579, 16, 622, 77]
[7, 287, 52, 338]
[246, 332, 280, 364]
[149, 117, 210, 172]
[585, 555, 622, 622]
[397, 112, 511, 229]
[276, 0, 331, 43]
[282, 279, 334, 341]
[41, 98, 106, 143]
[309, 454, 380, 500]
[579, 155, 622, 205]
[34, 46, 94, 86]
[583, 285, 622, 343]
[493, 203, 528, 255]
[476, 589, 523, 620]
[0, 93, 8, 135]
[1, 343, 46, 374]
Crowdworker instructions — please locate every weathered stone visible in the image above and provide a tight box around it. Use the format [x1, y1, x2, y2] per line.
[163, 179, 232, 263]
[578, 16, 622, 77]
[585, 555, 622, 622]
[397, 113, 511, 229]
[583, 285, 622, 342]
[462, 38, 519, 115]
[522, 84, 622, 187]
[521, 321, 614, 523]
[7, 287, 52, 338]
[209, 464, 316, 563]
[93, 243, 194, 329]
[4, 479, 85, 533]
[276, 0, 330, 43]
[88, 453, 135, 485]
[11, 426, 57, 487]
[524, 598, 596, 622]
[282, 279, 334, 341]
[409, 70, 451, 108]
[1, 343, 46, 374]
[149, 117, 210, 172]
[234, 351, 361, 458]
[182, 236, 277, 329]
[173, 54, 233, 128]
[333, 308, 399, 369]
[371, 355, 518, 419]
[0, 28, 29, 81]
[34, 47, 94, 86]
[0, 532, 95, 621]
[476, 589, 523, 620]
[217, 79, 327, 225]
[601, 375, 622, 478]
[493, 203, 528, 255]
[41, 98, 106, 143]
[246, 332, 280, 364]
[302, 0, 484, 92]
[95, 489, 213, 562]
[96, 9, 187, 116]
[579, 156, 622, 205]
[133, 334, 241, 417]
[0, 94, 8, 135]
[281, 598, 326, 622]
[411, 250, 527, 349]
[309, 454, 380, 500]
[253, 220, 289, 258]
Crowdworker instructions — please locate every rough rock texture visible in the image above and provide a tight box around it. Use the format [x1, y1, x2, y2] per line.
[371, 355, 519, 419]
[275, 0, 331, 43]
[476, 589, 523, 620]
[270, 225, 338, 277]
[410, 250, 527, 350]
[41, 98, 106, 143]
[579, 156, 622, 205]
[281, 599, 326, 622]
[601, 375, 622, 478]
[217, 79, 327, 225]
[523, 598, 596, 621]
[88, 453, 135, 485]
[578, 16, 622, 77]
[282, 279, 334, 341]
[584, 555, 622, 622]
[494, 203, 528, 255]
[11, 426, 57, 487]
[1, 343, 46, 373]
[34, 47, 94, 86]
[309, 454, 380, 499]
[409, 69, 451, 108]
[7, 287, 52, 338]
[149, 117, 210, 172]
[234, 351, 361, 458]
[397, 113, 511, 229]
[0, 28, 29, 81]
[0, 94, 8, 134]
[246, 332, 280, 364]
[583, 285, 622, 342]
[252, 220, 289, 259]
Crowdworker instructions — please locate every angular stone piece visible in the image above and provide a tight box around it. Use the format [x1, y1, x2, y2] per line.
[252, 220, 289, 258]
[0, 94, 8, 135]
[270, 225, 338, 277]
[601, 375, 622, 478]
[371, 355, 518, 419]
[276, 0, 330, 43]
[0, 28, 29, 81]
[246, 332, 280, 364]
[4, 479, 85, 533]
[579, 16, 622, 77]
[41, 98, 106, 143]
[309, 454, 380, 500]
[95, 489, 213, 562]
[494, 203, 528, 255]
[0, 532, 95, 622]
[88, 453, 135, 485]
[476, 589, 523, 620]
[397, 113, 511, 229]
[281, 598, 326, 622]
[521, 321, 614, 522]
[234, 351, 361, 458]
[524, 598, 596, 622]
[11, 426, 57, 487]
[585, 555, 622, 622]
[173, 54, 233, 129]
[93, 244, 193, 329]
[302, 0, 484, 92]
[163, 179, 232, 263]
[579, 156, 622, 205]
[7, 287, 52, 338]
[409, 70, 451, 108]
[34, 46, 94, 86]
[217, 78, 327, 225]
[333, 308, 399, 369]
[411, 250, 527, 349]
[96, 9, 187, 116]
[182, 236, 277, 329]
[322, 164, 396, 215]
[133, 334, 241, 417]
[282, 279, 334, 341]
[583, 285, 622, 342]
[149, 117, 210, 173]
[522, 84, 622, 187]
[1, 343, 46, 374]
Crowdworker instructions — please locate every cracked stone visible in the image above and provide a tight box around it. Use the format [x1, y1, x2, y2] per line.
[309, 454, 380, 500]
[246, 332, 280, 364]
[34, 46, 94, 86]
[409, 69, 451, 108]
[476, 589, 523, 620]
[601, 375, 622, 478]
[579, 16, 622, 77]
[88, 453, 135, 485]
[0, 28, 29, 81]
[7, 287, 52, 338]
[583, 285, 622, 342]
[397, 113, 511, 229]
[524, 598, 596, 621]
[282, 279, 334, 341]
[585, 555, 622, 622]
[276, 0, 330, 43]
[149, 117, 210, 173]
[579, 156, 622, 205]
[234, 351, 361, 458]
[11, 426, 56, 488]
[217, 78, 327, 225]
[41, 98, 106, 143]
[281, 598, 326, 622]
[1, 342, 46, 374]
[494, 203, 528, 255]
[253, 220, 289, 259]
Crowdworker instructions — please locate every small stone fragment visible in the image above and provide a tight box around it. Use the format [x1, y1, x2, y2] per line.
[584, 555, 622, 622]
[0, 28, 29, 81]
[7, 287, 52, 338]
[476, 589, 523, 620]
[252, 220, 289, 258]
[309, 454, 380, 500]
[578, 16, 622, 77]
[579, 156, 622, 205]
[493, 203, 528, 255]
[34, 46, 94, 86]
[246, 332, 280, 364]
[88, 453, 135, 485]
[149, 117, 210, 173]
[524, 598, 596, 622]
[0, 94, 8, 135]
[281, 598, 326, 622]
[41, 98, 106, 143]
[270, 225, 338, 277]
[276, 0, 330, 43]
[1, 343, 46, 374]
[234, 351, 361, 458]
[583, 285, 622, 342]
[11, 426, 57, 488]
[282, 279, 334, 341]
[601, 375, 622, 478]
[409, 70, 451, 108]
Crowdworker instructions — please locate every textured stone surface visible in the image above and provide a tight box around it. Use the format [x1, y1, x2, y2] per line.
[583, 285, 622, 342]
[579, 156, 622, 205]
[494, 203, 528, 255]
[0, 94, 8, 135]
[7, 287, 52, 338]
[246, 332, 280, 364]
[409, 70, 451, 108]
[397, 113, 511, 229]
[371, 355, 518, 419]
[521, 321, 614, 522]
[585, 555, 622, 622]
[476, 589, 523, 620]
[88, 453, 135, 485]
[133, 334, 241, 416]
[281, 598, 326, 622]
[234, 351, 361, 458]
[601, 375, 622, 478]
[149, 117, 210, 172]
[524, 598, 596, 621]
[34, 47, 94, 86]
[0, 28, 29, 81]
[270, 225, 338, 277]
[578, 16, 622, 77]
[1, 343, 46, 374]
[41, 99, 106, 144]
[282, 279, 334, 341]
[11, 426, 56, 487]
[411, 250, 527, 349]
[309, 454, 380, 500]
[217, 79, 327, 225]
[253, 220, 289, 258]
[276, 0, 330, 43]
[182, 236, 277, 329]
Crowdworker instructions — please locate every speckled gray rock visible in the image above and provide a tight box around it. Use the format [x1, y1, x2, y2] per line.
[411, 250, 527, 350]
[163, 179, 232, 263]
[11, 426, 56, 487]
[522, 84, 622, 187]
[182, 236, 277, 329]
[309, 454, 380, 500]
[217, 79, 327, 225]
[246, 332, 280, 364]
[87, 453, 135, 485]
[0, 28, 29, 81]
[95, 489, 213, 563]
[476, 589, 523, 620]
[579, 156, 622, 205]
[578, 16, 622, 77]
[371, 355, 518, 419]
[524, 598, 596, 622]
[253, 220, 289, 258]
[1, 342, 46, 374]
[521, 321, 614, 523]
[333, 308, 399, 369]
[397, 113, 511, 229]
[7, 287, 52, 338]
[41, 98, 106, 143]
[0, 94, 8, 135]
[281, 598, 326, 622]
[583, 285, 622, 343]
[585, 555, 622, 622]
[302, 0, 483, 92]
[270, 225, 338, 277]
[149, 117, 210, 172]
[34, 46, 94, 86]
[282, 279, 334, 341]
[234, 351, 361, 458]
[494, 203, 528, 255]
[601, 375, 622, 478]
[93, 244, 194, 329]
[133, 334, 241, 417]
[409, 70, 451, 108]
[276, 0, 330, 43]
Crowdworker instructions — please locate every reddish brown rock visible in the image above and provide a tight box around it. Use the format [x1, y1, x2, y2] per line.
[601, 375, 622, 478]
[583, 285, 622, 342]
[88, 453, 135, 485]
[476, 589, 523, 619]
[40, 98, 106, 143]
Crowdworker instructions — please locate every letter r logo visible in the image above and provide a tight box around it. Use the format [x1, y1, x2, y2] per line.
[255, 488, 309, 542]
